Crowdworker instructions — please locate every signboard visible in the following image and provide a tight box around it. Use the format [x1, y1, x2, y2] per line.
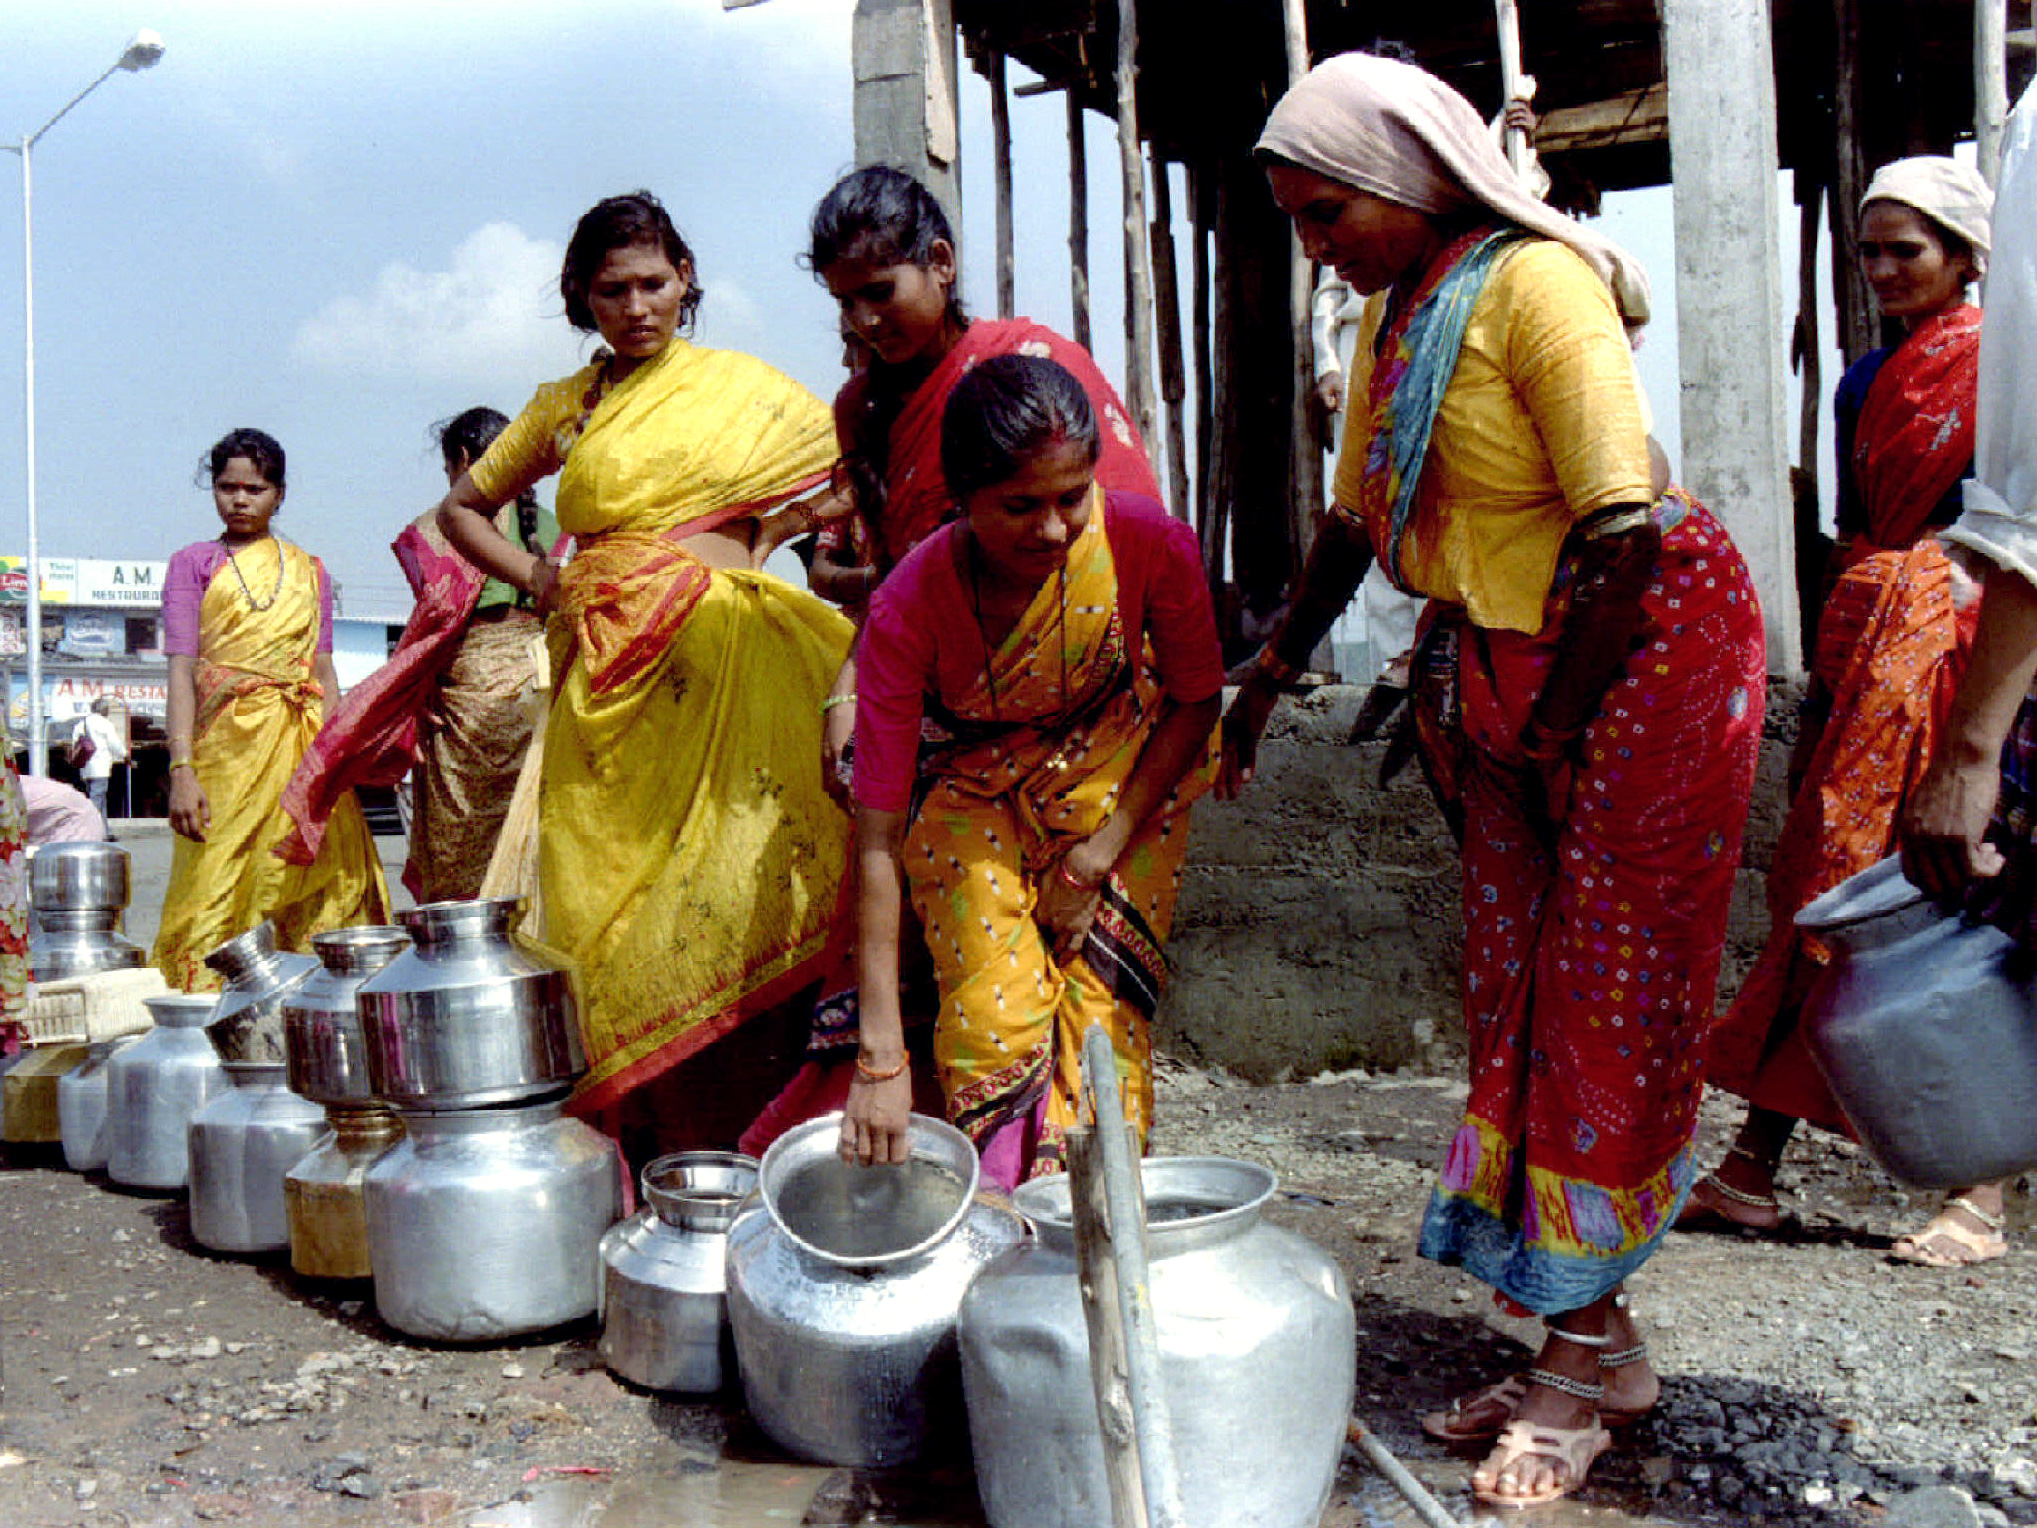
[0, 557, 166, 607]
[0, 608, 21, 658]
[58, 609, 125, 659]
[8, 677, 168, 732]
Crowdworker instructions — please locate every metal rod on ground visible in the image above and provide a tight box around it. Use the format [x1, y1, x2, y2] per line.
[1346, 1418, 1466, 1528]
[1080, 1022, 1185, 1528]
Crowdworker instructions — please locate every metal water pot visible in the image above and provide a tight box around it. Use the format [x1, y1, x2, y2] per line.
[187, 1061, 327, 1254]
[30, 842, 144, 980]
[357, 900, 582, 1110]
[285, 1106, 404, 1280]
[725, 1113, 1026, 1468]
[363, 1094, 621, 1340]
[204, 922, 318, 1065]
[598, 1151, 757, 1392]
[959, 1156, 1356, 1528]
[283, 926, 410, 1105]
[106, 994, 229, 1189]
[1800, 856, 2037, 1186]
[58, 1034, 143, 1170]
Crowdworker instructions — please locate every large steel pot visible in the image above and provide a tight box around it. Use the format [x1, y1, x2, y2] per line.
[364, 1094, 620, 1341]
[187, 1061, 327, 1254]
[106, 994, 229, 1190]
[357, 900, 582, 1110]
[285, 1105, 404, 1280]
[31, 842, 143, 981]
[726, 1113, 1025, 1468]
[204, 922, 318, 1065]
[599, 1151, 756, 1392]
[58, 1034, 144, 1170]
[283, 926, 410, 1105]
[959, 1156, 1356, 1528]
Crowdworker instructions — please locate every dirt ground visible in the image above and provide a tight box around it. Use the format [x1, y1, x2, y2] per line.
[2, 1051, 2031, 1528]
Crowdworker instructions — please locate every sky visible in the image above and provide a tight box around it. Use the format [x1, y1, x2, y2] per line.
[0, 2, 1828, 627]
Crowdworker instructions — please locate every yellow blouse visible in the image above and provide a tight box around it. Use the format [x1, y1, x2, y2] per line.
[1333, 239, 1653, 634]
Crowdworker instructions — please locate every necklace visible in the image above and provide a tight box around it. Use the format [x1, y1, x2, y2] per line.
[965, 529, 1067, 724]
[225, 539, 284, 612]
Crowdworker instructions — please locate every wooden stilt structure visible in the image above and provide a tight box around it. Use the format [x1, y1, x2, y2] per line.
[1978, 0, 2010, 185]
[988, 47, 1016, 320]
[1113, 0, 1158, 453]
[1068, 83, 1092, 352]
[1149, 152, 1191, 517]
[1189, 161, 1214, 559]
[1280, 0, 1320, 561]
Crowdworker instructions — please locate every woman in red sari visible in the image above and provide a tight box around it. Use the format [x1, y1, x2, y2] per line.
[1691, 157, 2003, 1266]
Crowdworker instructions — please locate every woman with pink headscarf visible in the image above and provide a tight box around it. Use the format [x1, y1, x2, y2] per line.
[1219, 52, 1765, 1507]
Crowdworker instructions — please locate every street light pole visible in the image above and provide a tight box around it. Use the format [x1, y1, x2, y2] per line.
[7, 30, 164, 776]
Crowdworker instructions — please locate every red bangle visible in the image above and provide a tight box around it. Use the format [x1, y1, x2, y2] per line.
[1058, 859, 1102, 892]
[855, 1054, 909, 1083]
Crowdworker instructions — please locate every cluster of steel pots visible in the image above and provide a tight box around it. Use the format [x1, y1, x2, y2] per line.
[17, 855, 1358, 1528]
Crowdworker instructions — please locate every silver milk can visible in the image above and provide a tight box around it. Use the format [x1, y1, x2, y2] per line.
[1800, 856, 2037, 1186]
[357, 899, 583, 1110]
[598, 1150, 757, 1392]
[959, 1156, 1356, 1528]
[58, 1033, 143, 1170]
[363, 1094, 621, 1341]
[725, 1113, 1026, 1468]
[29, 841, 145, 981]
[286, 1106, 404, 1280]
[106, 994, 229, 1190]
[204, 921, 318, 1065]
[283, 925, 411, 1108]
[187, 1061, 327, 1254]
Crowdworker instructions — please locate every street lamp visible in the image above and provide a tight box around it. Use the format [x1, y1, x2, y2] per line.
[6, 29, 165, 775]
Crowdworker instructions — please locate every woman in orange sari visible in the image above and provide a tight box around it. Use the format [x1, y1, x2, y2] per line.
[437, 193, 849, 1163]
[153, 429, 390, 990]
[1692, 157, 2002, 1265]
[839, 355, 1221, 1186]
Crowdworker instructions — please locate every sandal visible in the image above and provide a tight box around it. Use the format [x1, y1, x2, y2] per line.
[1422, 1331, 1655, 1444]
[1890, 1196, 2009, 1268]
[1472, 1416, 1612, 1510]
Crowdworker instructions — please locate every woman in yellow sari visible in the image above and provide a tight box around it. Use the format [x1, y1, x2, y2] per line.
[153, 429, 391, 990]
[840, 355, 1223, 1187]
[438, 192, 852, 1160]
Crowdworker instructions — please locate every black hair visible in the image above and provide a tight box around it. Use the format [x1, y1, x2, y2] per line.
[807, 167, 970, 551]
[199, 427, 285, 490]
[431, 406, 542, 552]
[940, 353, 1100, 502]
[560, 191, 703, 335]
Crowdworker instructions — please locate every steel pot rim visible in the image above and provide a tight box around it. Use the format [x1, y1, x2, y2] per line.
[757, 1111, 980, 1270]
[642, 1149, 757, 1232]
[1010, 1154, 1279, 1242]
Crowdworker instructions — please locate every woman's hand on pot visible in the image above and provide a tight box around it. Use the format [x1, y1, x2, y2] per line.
[1902, 756, 2004, 898]
[1217, 673, 1279, 800]
[168, 769, 210, 843]
[840, 1069, 913, 1167]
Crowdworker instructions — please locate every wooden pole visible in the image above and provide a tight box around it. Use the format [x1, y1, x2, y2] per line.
[1794, 176, 1827, 661]
[1832, 0, 1874, 364]
[989, 48, 1016, 320]
[1148, 152, 1190, 518]
[1189, 161, 1214, 556]
[1114, 0, 1159, 452]
[1078, 1024, 1185, 1528]
[1068, 85, 1093, 352]
[1977, 0, 2010, 186]
[1067, 1125, 1147, 1528]
[1280, 0, 1320, 562]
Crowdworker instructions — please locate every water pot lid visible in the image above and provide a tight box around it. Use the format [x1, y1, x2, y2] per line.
[757, 1112, 980, 1269]
[1795, 856, 1929, 934]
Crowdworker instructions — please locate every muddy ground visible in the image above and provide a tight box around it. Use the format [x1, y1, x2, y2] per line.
[2, 1052, 2031, 1528]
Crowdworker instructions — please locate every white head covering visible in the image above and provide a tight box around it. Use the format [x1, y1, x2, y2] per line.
[1255, 51, 1651, 328]
[1860, 156, 1994, 277]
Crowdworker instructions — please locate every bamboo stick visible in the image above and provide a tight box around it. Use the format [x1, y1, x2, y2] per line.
[989, 48, 1015, 320]
[1080, 1023, 1184, 1528]
[1069, 83, 1092, 352]
[1346, 1418, 1466, 1528]
[1495, 0, 1529, 177]
[1114, 0, 1158, 451]
[1067, 1125, 1146, 1528]
[1189, 161, 1213, 555]
[1280, 0, 1320, 559]
[1978, 0, 2010, 186]
[1148, 152, 1190, 518]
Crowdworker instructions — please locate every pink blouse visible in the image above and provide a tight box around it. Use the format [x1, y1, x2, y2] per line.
[162, 540, 334, 657]
[853, 492, 1223, 813]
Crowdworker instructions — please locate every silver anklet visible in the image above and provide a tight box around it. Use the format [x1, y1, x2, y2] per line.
[1601, 1343, 1649, 1368]
[1525, 1367, 1605, 1403]
[1703, 1173, 1779, 1211]
[1543, 1324, 1610, 1349]
[1949, 1195, 2007, 1232]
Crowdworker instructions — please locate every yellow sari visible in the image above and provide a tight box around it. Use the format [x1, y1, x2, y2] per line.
[516, 338, 851, 1114]
[907, 499, 1211, 1178]
[153, 538, 390, 991]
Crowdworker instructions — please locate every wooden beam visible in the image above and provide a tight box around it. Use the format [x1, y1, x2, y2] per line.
[1189, 161, 1214, 559]
[1534, 84, 1668, 153]
[1115, 0, 1159, 452]
[1832, 0, 1875, 364]
[852, 0, 961, 229]
[1069, 85, 1092, 352]
[989, 47, 1016, 319]
[1281, 0, 1321, 560]
[1149, 152, 1190, 517]
[1978, 0, 2010, 185]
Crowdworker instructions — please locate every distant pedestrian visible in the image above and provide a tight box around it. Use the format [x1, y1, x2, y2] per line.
[74, 698, 127, 824]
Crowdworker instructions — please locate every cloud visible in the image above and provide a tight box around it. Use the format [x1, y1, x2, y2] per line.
[291, 223, 572, 384]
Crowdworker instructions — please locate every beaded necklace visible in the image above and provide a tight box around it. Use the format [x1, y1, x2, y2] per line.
[224, 538, 284, 612]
